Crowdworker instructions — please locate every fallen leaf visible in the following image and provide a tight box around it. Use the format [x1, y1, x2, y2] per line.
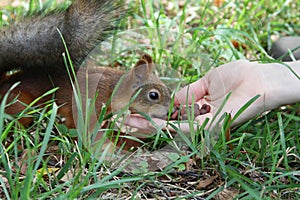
[196, 175, 217, 190]
[214, 187, 239, 200]
[37, 167, 60, 176]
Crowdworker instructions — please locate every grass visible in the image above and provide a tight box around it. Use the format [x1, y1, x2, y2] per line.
[1, 0, 300, 199]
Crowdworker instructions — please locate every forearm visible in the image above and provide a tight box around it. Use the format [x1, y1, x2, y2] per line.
[260, 60, 300, 110]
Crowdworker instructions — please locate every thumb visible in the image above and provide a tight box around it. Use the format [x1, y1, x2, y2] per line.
[174, 78, 208, 105]
[165, 112, 213, 133]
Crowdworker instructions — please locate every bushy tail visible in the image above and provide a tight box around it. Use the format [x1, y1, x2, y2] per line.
[0, 0, 125, 74]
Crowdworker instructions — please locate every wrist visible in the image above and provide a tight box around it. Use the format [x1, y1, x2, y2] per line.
[260, 61, 300, 110]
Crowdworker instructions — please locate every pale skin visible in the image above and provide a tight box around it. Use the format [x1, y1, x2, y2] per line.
[125, 60, 300, 132]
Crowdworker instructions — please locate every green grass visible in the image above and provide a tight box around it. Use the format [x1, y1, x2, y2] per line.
[1, 0, 300, 199]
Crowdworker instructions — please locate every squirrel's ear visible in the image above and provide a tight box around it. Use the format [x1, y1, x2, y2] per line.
[132, 58, 151, 81]
[141, 54, 153, 64]
[134, 58, 148, 68]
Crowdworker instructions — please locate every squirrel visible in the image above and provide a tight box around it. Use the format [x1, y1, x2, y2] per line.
[0, 0, 171, 131]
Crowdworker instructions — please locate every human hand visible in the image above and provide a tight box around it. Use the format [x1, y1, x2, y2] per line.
[174, 60, 267, 129]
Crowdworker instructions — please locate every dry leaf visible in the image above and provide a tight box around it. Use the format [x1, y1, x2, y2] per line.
[185, 159, 195, 171]
[37, 167, 60, 176]
[214, 188, 239, 200]
[18, 149, 35, 175]
[196, 175, 217, 190]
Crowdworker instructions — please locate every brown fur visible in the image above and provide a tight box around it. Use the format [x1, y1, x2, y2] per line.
[0, 1, 171, 149]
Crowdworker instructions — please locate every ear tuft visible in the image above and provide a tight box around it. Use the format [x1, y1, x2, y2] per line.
[131, 54, 155, 83]
[141, 54, 153, 64]
[134, 59, 148, 68]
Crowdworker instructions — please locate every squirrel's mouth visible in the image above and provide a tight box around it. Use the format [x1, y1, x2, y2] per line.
[150, 113, 168, 120]
[129, 108, 138, 115]
[129, 108, 169, 120]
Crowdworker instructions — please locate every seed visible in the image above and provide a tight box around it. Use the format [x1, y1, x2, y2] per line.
[199, 104, 211, 115]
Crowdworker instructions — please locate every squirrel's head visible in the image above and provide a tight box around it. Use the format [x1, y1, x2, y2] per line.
[112, 54, 171, 119]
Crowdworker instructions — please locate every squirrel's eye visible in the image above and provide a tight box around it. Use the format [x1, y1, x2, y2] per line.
[148, 89, 160, 101]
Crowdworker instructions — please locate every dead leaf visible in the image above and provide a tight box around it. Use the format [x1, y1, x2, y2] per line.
[185, 159, 195, 171]
[18, 149, 36, 175]
[196, 175, 217, 190]
[214, 187, 239, 200]
[37, 167, 60, 176]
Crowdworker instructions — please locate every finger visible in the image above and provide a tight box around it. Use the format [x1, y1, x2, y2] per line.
[124, 114, 166, 130]
[183, 113, 213, 132]
[162, 113, 213, 133]
[194, 113, 213, 126]
[124, 113, 214, 134]
[174, 78, 208, 105]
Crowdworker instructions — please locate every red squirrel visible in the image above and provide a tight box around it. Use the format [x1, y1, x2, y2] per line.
[0, 0, 171, 131]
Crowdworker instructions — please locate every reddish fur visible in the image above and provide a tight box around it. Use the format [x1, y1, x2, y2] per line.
[1, 70, 70, 126]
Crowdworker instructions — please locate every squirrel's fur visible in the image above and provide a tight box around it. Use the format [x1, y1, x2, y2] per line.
[0, 0, 171, 132]
[0, 0, 123, 73]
